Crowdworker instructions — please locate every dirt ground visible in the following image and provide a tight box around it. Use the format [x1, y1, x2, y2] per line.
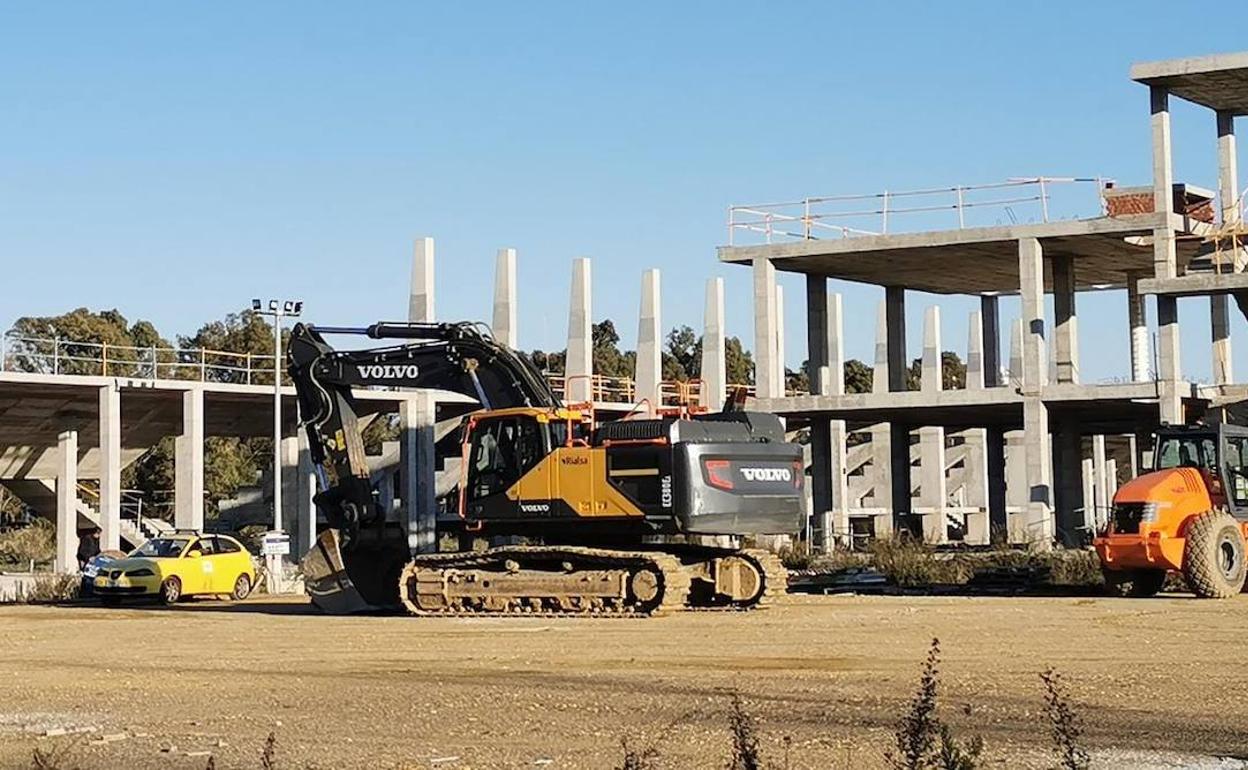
[2, 594, 1248, 770]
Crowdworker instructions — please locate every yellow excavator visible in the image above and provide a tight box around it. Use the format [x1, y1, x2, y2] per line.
[288, 321, 803, 616]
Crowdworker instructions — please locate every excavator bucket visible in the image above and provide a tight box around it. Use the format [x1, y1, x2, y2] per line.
[302, 528, 408, 614]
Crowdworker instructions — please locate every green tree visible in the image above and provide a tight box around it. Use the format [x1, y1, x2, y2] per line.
[6, 308, 172, 377]
[663, 325, 701, 382]
[845, 359, 873, 394]
[179, 310, 287, 385]
[905, 352, 967, 391]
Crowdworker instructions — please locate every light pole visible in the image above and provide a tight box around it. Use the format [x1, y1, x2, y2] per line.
[251, 298, 302, 533]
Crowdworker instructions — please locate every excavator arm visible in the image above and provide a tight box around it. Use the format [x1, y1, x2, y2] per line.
[287, 321, 557, 547]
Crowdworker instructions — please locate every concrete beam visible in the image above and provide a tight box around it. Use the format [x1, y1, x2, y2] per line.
[492, 247, 518, 349]
[1018, 238, 1047, 395]
[566, 258, 593, 404]
[400, 394, 437, 555]
[1052, 255, 1079, 384]
[97, 383, 121, 551]
[409, 236, 435, 322]
[700, 278, 726, 411]
[635, 269, 661, 410]
[1127, 271, 1149, 382]
[55, 430, 77, 574]
[174, 388, 204, 531]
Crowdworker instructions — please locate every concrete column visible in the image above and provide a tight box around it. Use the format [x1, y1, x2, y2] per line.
[752, 258, 779, 399]
[492, 247, 518, 348]
[1219, 110, 1241, 225]
[174, 387, 204, 531]
[97, 383, 121, 551]
[805, 276, 829, 395]
[1008, 318, 1024, 387]
[296, 437, 317, 559]
[963, 310, 990, 544]
[1053, 421, 1083, 546]
[1126, 271, 1149, 382]
[1092, 434, 1108, 525]
[565, 258, 593, 404]
[1019, 238, 1047, 395]
[700, 277, 726, 410]
[400, 394, 437, 555]
[986, 426, 1007, 539]
[885, 287, 907, 392]
[917, 306, 946, 542]
[980, 296, 1001, 387]
[635, 269, 661, 410]
[1150, 85, 1176, 279]
[872, 300, 889, 395]
[1052, 255, 1079, 384]
[55, 430, 78, 574]
[409, 236, 435, 322]
[869, 423, 896, 537]
[827, 294, 845, 396]
[1081, 458, 1096, 533]
[1017, 398, 1053, 545]
[1157, 296, 1182, 423]
[828, 419, 848, 548]
[280, 436, 299, 537]
[1212, 296, 1233, 386]
[775, 284, 786, 393]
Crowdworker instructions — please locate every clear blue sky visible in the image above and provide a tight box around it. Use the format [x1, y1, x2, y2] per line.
[2, 2, 1245, 383]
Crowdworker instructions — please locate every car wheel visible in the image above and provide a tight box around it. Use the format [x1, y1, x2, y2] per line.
[160, 576, 182, 605]
[230, 574, 251, 601]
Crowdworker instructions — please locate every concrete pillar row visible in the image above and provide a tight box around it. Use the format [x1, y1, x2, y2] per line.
[55, 430, 78, 574]
[174, 387, 205, 532]
[775, 284, 786, 394]
[565, 258, 593, 404]
[400, 394, 437, 555]
[700, 278, 726, 411]
[635, 269, 662, 411]
[1017, 237, 1053, 546]
[409, 236, 435, 323]
[98, 383, 122, 551]
[752, 258, 779, 400]
[492, 247, 518, 349]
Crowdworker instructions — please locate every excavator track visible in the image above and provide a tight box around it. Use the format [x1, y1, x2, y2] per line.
[396, 545, 787, 617]
[398, 546, 692, 617]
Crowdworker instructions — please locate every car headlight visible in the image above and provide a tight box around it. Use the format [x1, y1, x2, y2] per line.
[126, 568, 155, 577]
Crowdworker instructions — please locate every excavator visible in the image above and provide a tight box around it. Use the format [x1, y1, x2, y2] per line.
[1095, 421, 1248, 598]
[287, 320, 804, 616]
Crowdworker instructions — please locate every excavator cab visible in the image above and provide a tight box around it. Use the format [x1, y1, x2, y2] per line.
[1094, 423, 1248, 598]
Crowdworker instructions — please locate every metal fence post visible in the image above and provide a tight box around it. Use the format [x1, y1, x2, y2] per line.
[101, 341, 108, 377]
[0, 333, 6, 372]
[150, 346, 158, 379]
[246, 353, 252, 385]
[53, 338, 60, 375]
[200, 348, 206, 381]
[956, 186, 965, 228]
[882, 190, 890, 233]
[1039, 177, 1049, 222]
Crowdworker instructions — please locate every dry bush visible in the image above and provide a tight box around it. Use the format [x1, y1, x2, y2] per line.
[14, 574, 80, 604]
[869, 539, 972, 587]
[260, 731, 278, 770]
[889, 638, 983, 770]
[0, 519, 56, 568]
[616, 736, 660, 770]
[727, 692, 762, 770]
[1044, 550, 1103, 587]
[1041, 669, 1089, 770]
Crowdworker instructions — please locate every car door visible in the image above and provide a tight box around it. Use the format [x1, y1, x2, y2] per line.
[180, 538, 210, 594]
[208, 536, 248, 592]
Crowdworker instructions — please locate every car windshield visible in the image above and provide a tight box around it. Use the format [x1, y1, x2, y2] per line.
[130, 538, 190, 558]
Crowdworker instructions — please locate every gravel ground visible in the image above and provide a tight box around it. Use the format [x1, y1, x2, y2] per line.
[2, 593, 1247, 769]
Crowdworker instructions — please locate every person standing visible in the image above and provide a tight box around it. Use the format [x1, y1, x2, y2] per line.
[76, 527, 101, 570]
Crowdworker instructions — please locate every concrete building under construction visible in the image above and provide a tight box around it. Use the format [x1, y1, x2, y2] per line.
[718, 52, 1248, 550]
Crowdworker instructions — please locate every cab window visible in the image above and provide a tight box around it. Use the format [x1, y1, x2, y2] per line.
[1226, 436, 1248, 507]
[467, 416, 549, 501]
[1156, 436, 1217, 471]
[214, 537, 242, 554]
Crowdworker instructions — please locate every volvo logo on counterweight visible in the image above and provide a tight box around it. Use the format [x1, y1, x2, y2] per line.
[740, 467, 792, 482]
[356, 364, 420, 379]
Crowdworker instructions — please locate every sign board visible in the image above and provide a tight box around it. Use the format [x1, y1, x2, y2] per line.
[261, 531, 291, 557]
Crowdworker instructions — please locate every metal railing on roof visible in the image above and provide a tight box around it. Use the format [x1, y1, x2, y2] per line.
[726, 176, 1111, 245]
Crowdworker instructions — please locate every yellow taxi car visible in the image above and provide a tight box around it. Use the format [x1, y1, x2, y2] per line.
[94, 533, 257, 605]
